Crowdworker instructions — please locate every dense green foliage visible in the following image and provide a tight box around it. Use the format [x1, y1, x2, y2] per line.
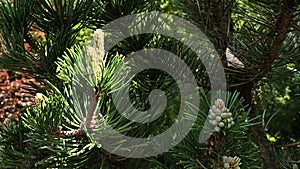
[0, 0, 299, 168]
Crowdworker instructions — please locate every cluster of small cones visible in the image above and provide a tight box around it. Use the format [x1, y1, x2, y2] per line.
[0, 70, 40, 125]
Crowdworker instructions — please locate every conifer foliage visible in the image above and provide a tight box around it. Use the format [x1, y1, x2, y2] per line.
[0, 0, 299, 168]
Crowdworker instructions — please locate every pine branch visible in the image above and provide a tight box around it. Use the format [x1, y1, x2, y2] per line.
[230, 2, 297, 167]
[85, 88, 98, 129]
[258, 0, 296, 80]
[52, 88, 98, 138]
[248, 4, 296, 167]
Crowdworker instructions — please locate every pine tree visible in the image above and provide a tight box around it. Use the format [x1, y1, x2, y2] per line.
[0, 0, 299, 168]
